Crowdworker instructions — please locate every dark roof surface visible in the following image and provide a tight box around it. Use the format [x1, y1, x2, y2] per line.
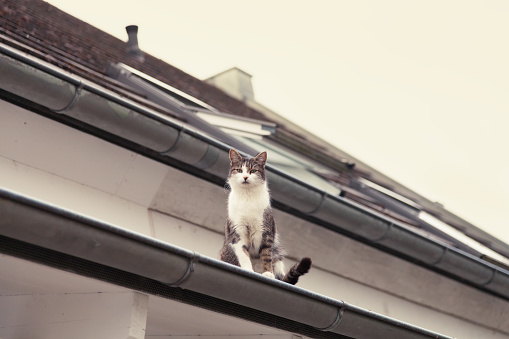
[1, 0, 508, 260]
[0, 0, 268, 122]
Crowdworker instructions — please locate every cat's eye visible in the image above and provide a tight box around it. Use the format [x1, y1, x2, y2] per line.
[234, 169, 243, 173]
[249, 169, 258, 174]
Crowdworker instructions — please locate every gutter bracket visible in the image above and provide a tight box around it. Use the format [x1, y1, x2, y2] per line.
[315, 305, 344, 332]
[430, 247, 448, 266]
[194, 144, 219, 170]
[167, 252, 200, 287]
[53, 81, 84, 114]
[481, 268, 497, 286]
[370, 222, 393, 243]
[160, 126, 186, 156]
[306, 192, 327, 215]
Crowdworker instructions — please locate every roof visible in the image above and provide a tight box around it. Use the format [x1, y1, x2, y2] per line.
[1, 0, 509, 288]
[0, 0, 267, 121]
[2, 0, 508, 264]
[0, 0, 509, 336]
[1, 40, 509, 303]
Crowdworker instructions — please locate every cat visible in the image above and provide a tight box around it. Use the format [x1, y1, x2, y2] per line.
[220, 149, 311, 285]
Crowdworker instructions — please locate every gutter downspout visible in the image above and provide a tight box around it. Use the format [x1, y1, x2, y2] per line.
[0, 189, 452, 339]
[0, 42, 508, 301]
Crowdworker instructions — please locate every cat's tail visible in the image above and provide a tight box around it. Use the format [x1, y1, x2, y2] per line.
[283, 257, 312, 285]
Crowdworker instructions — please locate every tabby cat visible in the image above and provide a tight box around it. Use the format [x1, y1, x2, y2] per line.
[220, 149, 311, 285]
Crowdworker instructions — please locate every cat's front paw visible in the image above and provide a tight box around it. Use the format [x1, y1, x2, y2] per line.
[262, 271, 275, 279]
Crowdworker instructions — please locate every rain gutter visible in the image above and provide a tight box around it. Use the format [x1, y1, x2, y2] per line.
[105, 62, 261, 156]
[0, 189, 452, 339]
[352, 180, 484, 256]
[1, 43, 508, 302]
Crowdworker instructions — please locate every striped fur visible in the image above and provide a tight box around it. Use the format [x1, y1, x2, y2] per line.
[220, 149, 311, 285]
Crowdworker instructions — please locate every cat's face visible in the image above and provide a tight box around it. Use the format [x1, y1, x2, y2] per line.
[228, 149, 267, 189]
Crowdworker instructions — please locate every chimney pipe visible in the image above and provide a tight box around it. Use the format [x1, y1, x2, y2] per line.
[126, 25, 145, 62]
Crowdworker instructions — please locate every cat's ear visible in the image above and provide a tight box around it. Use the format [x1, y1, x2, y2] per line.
[229, 149, 243, 166]
[254, 151, 267, 166]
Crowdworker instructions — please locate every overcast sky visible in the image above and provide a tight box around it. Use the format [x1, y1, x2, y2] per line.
[46, 0, 509, 245]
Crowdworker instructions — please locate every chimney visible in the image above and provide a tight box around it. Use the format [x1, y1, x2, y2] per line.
[125, 25, 145, 62]
[205, 67, 254, 102]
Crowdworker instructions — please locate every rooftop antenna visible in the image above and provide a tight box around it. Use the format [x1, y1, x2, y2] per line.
[125, 25, 145, 62]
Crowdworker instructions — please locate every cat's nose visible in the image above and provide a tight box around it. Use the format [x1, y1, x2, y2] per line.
[243, 176, 248, 181]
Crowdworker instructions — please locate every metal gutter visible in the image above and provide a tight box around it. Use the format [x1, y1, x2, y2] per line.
[105, 62, 261, 157]
[351, 180, 484, 256]
[1, 42, 509, 302]
[0, 189, 452, 339]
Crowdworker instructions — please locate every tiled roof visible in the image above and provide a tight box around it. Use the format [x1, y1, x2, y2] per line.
[0, 0, 268, 122]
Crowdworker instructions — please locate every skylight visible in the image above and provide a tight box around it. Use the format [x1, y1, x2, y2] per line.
[419, 212, 509, 267]
[236, 136, 341, 196]
[117, 63, 218, 112]
[359, 178, 421, 209]
[196, 111, 275, 139]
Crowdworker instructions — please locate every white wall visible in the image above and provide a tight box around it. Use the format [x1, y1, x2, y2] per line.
[1, 99, 508, 338]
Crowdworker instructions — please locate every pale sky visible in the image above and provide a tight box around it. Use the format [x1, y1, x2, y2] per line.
[46, 0, 509, 245]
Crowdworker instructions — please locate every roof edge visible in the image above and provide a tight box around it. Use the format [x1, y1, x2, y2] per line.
[1, 42, 508, 302]
[0, 188, 452, 339]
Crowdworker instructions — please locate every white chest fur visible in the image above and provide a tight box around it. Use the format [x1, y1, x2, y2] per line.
[228, 184, 270, 252]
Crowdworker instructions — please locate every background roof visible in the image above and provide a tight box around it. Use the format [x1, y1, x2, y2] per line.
[40, 0, 509, 246]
